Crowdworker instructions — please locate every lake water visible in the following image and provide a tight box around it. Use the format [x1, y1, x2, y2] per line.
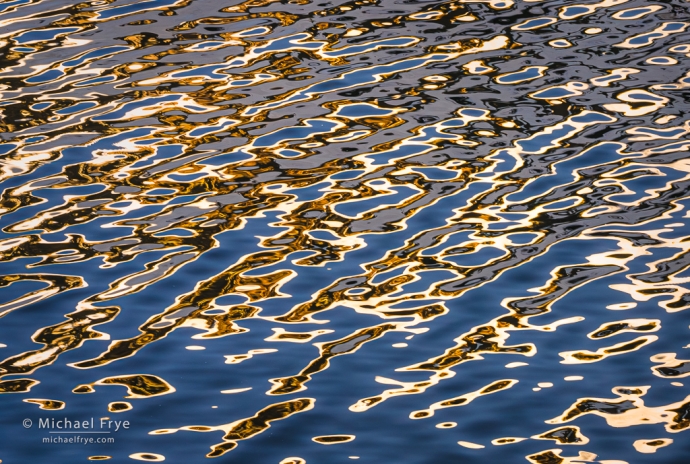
[1, 0, 689, 462]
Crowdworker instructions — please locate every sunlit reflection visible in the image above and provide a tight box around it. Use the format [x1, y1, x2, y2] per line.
[0, 0, 688, 461]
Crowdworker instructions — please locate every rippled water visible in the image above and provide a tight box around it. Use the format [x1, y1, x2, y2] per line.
[1, 0, 690, 462]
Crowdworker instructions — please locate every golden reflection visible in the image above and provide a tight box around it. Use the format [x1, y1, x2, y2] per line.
[269, 324, 396, 395]
[23, 398, 65, 410]
[128, 453, 165, 462]
[603, 90, 669, 117]
[633, 438, 673, 454]
[108, 401, 133, 412]
[0, 274, 84, 319]
[547, 386, 690, 433]
[615, 22, 689, 49]
[457, 440, 484, 449]
[559, 336, 658, 364]
[312, 435, 355, 444]
[85, 374, 177, 398]
[650, 353, 690, 379]
[265, 328, 333, 343]
[526, 449, 599, 464]
[409, 379, 518, 419]
[587, 318, 660, 339]
[225, 348, 277, 364]
[612, 5, 663, 20]
[278, 458, 306, 464]
[532, 425, 589, 445]
[491, 437, 526, 445]
[150, 398, 314, 457]
[0, 0, 689, 461]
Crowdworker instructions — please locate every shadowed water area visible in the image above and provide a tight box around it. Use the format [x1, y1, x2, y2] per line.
[0, 0, 689, 462]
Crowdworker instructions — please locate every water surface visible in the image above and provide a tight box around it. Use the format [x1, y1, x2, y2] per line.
[1, 0, 689, 462]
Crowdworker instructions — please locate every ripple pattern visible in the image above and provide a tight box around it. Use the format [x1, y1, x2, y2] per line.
[1, 0, 690, 462]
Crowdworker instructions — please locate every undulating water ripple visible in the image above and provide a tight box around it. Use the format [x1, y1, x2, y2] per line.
[0, 0, 689, 462]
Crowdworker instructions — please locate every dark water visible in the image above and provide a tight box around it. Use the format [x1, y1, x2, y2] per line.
[1, 0, 690, 462]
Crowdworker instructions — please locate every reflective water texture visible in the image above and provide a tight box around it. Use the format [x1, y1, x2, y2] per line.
[0, 0, 689, 462]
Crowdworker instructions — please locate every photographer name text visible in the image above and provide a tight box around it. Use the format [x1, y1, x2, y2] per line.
[37, 417, 129, 432]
